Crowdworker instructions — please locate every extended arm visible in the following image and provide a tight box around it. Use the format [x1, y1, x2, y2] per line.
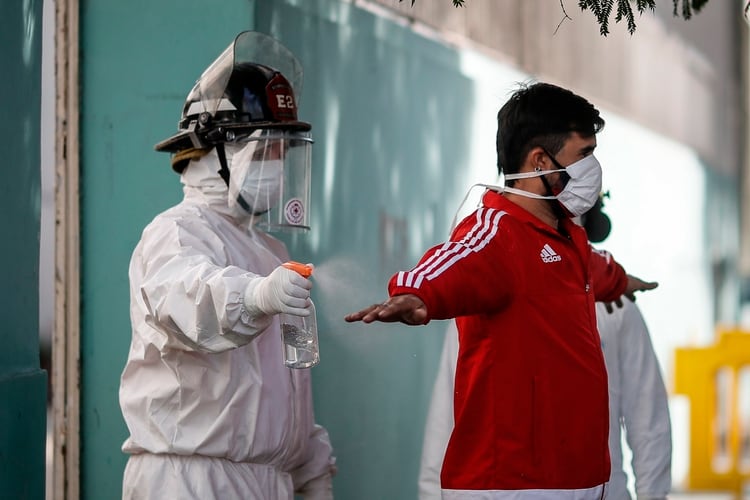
[346, 208, 514, 324]
[590, 247, 658, 312]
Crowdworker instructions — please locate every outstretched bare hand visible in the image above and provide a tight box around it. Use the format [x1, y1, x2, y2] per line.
[625, 274, 658, 300]
[603, 274, 659, 313]
[344, 294, 428, 325]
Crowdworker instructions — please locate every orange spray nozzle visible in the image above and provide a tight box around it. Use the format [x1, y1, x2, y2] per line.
[282, 261, 313, 278]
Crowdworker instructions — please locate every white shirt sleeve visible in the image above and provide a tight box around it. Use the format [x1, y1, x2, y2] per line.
[616, 301, 672, 499]
[418, 321, 459, 499]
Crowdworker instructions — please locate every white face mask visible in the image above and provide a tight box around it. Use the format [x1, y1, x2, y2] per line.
[226, 140, 285, 215]
[236, 159, 284, 214]
[503, 154, 602, 217]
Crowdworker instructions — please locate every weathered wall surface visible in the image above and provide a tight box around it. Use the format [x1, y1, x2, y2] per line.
[370, 0, 743, 177]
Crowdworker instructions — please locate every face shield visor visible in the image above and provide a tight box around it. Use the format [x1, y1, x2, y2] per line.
[226, 129, 313, 231]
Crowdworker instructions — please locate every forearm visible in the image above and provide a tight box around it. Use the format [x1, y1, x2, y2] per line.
[140, 258, 273, 352]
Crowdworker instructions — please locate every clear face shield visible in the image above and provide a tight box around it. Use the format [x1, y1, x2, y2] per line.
[195, 32, 304, 124]
[226, 129, 313, 231]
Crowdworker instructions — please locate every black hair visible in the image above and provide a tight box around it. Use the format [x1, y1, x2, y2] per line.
[496, 82, 605, 180]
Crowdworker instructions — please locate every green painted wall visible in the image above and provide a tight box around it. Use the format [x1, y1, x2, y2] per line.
[80, 0, 477, 497]
[0, 0, 48, 498]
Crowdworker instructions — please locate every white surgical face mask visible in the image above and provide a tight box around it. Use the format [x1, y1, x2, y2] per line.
[226, 139, 285, 215]
[503, 154, 602, 217]
[236, 159, 284, 214]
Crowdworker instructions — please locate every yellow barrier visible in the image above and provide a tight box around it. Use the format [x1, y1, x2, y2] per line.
[674, 329, 750, 497]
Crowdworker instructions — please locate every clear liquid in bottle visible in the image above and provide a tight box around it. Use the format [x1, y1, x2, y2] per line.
[280, 301, 319, 369]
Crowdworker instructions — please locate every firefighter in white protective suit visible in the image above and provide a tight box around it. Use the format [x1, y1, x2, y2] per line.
[418, 198, 672, 500]
[119, 31, 335, 500]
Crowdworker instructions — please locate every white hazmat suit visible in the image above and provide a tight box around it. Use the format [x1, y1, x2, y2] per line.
[599, 300, 672, 499]
[119, 148, 335, 499]
[418, 300, 671, 500]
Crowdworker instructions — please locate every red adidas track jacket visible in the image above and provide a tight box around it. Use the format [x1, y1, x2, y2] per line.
[389, 191, 628, 494]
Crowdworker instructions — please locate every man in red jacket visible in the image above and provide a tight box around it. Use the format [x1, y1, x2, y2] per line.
[345, 82, 657, 499]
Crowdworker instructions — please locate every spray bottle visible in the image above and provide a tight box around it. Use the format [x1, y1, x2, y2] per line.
[279, 261, 320, 369]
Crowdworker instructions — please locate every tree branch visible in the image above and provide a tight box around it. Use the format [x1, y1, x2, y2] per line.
[555, 0, 574, 35]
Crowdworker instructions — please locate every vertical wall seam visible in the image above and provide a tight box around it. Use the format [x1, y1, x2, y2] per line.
[53, 0, 80, 498]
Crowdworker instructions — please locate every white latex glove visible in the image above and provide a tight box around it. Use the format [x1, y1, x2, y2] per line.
[244, 265, 312, 317]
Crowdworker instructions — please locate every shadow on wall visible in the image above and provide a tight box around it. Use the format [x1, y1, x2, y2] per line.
[257, 2, 478, 499]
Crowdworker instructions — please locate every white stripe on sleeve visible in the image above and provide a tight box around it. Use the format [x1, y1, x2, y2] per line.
[397, 209, 506, 289]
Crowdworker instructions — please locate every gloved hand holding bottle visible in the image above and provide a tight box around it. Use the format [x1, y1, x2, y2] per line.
[244, 262, 320, 368]
[244, 264, 314, 317]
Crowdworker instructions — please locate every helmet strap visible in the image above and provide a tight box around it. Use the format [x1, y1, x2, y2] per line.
[215, 143, 231, 186]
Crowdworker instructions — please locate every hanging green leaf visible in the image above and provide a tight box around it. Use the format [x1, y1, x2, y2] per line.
[400, 1, 726, 36]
